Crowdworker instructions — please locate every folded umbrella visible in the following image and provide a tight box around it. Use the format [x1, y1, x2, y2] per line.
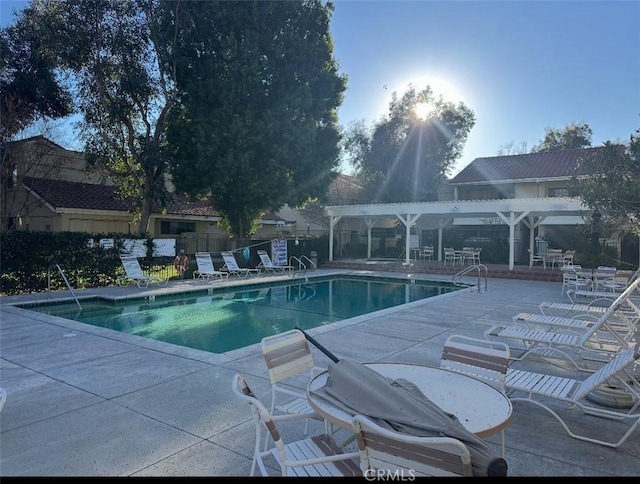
[309, 357, 508, 477]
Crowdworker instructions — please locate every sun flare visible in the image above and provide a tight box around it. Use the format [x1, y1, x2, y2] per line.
[393, 75, 463, 119]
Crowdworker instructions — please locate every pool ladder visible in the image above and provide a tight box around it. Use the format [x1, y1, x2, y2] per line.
[452, 264, 488, 293]
[288, 255, 317, 277]
[48, 264, 82, 310]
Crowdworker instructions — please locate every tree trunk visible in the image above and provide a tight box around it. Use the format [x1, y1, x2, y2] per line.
[137, 197, 153, 236]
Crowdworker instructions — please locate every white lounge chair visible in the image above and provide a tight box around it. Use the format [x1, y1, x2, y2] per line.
[231, 373, 361, 477]
[351, 414, 473, 476]
[220, 251, 260, 278]
[117, 255, 168, 288]
[540, 274, 640, 317]
[257, 249, 293, 274]
[485, 290, 639, 369]
[193, 252, 228, 282]
[505, 342, 640, 448]
[511, 276, 640, 333]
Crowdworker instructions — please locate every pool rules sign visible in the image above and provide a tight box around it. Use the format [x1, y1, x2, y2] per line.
[271, 239, 288, 266]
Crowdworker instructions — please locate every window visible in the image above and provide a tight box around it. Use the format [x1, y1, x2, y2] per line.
[548, 187, 578, 197]
[160, 221, 196, 235]
[466, 189, 497, 200]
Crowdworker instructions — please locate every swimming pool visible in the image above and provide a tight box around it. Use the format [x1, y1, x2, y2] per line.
[19, 275, 462, 353]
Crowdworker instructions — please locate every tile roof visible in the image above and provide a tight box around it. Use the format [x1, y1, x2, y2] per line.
[451, 147, 609, 184]
[21, 177, 292, 221]
[23, 177, 135, 212]
[23, 177, 221, 216]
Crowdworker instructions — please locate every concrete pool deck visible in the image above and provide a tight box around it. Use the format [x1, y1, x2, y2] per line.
[1, 268, 639, 476]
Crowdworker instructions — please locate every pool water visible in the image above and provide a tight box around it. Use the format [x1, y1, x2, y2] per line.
[20, 276, 461, 353]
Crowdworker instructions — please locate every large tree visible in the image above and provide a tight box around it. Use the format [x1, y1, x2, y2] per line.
[0, 10, 72, 231]
[0, 17, 71, 143]
[166, 0, 346, 238]
[22, 0, 181, 235]
[531, 122, 593, 152]
[344, 85, 475, 203]
[576, 128, 640, 236]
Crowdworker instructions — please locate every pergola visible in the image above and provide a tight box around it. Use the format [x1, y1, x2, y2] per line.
[325, 197, 591, 270]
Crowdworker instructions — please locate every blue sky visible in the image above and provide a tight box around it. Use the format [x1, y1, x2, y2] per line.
[3, 0, 639, 176]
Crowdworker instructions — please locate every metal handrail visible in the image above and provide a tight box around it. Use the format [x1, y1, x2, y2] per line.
[298, 255, 317, 271]
[289, 256, 307, 276]
[452, 264, 488, 292]
[288, 255, 317, 277]
[48, 264, 82, 310]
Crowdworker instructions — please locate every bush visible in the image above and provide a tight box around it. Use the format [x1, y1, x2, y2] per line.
[0, 231, 155, 295]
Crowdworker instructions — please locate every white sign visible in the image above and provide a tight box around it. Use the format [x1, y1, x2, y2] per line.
[100, 238, 115, 249]
[120, 238, 177, 257]
[271, 239, 288, 266]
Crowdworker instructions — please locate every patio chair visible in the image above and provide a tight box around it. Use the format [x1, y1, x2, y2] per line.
[599, 270, 634, 293]
[460, 247, 476, 265]
[560, 265, 590, 296]
[220, 251, 261, 278]
[592, 266, 618, 292]
[568, 268, 640, 302]
[443, 247, 459, 266]
[193, 252, 228, 282]
[472, 247, 482, 264]
[260, 329, 328, 438]
[505, 342, 640, 448]
[231, 373, 361, 477]
[351, 414, 473, 477]
[546, 249, 564, 269]
[439, 335, 510, 457]
[528, 249, 546, 269]
[420, 246, 434, 262]
[117, 255, 168, 288]
[257, 249, 293, 274]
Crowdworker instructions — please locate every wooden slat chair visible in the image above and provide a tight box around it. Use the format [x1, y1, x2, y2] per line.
[231, 373, 361, 477]
[440, 335, 510, 457]
[352, 414, 473, 477]
[505, 343, 640, 448]
[261, 329, 328, 437]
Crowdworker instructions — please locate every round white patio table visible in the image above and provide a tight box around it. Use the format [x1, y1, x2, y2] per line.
[307, 362, 512, 439]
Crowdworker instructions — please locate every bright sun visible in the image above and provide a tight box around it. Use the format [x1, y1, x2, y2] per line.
[393, 75, 463, 119]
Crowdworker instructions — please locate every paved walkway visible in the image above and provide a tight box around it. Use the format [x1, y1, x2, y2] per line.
[1, 269, 639, 476]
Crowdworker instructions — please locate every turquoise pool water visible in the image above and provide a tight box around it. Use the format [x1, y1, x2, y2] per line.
[19, 276, 461, 353]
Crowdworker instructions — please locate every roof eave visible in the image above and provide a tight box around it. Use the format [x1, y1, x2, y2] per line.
[450, 175, 576, 186]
